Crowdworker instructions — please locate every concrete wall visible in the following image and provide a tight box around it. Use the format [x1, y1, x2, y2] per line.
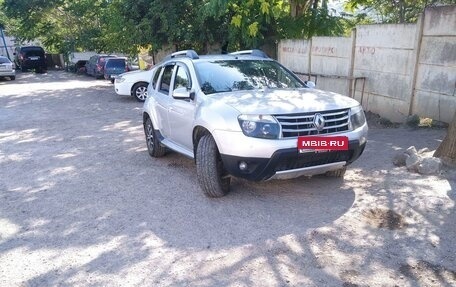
[278, 39, 311, 75]
[0, 35, 16, 60]
[277, 5, 456, 123]
[353, 23, 418, 122]
[311, 36, 353, 96]
[412, 5, 456, 123]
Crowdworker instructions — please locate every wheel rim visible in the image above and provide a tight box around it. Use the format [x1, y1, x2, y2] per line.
[145, 120, 154, 150]
[135, 86, 147, 100]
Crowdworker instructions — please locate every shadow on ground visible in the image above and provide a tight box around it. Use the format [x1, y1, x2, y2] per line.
[0, 71, 454, 286]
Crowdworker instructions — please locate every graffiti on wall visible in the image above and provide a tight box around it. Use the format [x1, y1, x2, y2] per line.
[281, 46, 308, 55]
[358, 46, 376, 55]
[312, 46, 336, 56]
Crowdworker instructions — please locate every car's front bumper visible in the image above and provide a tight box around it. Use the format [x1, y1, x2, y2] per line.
[213, 122, 368, 181]
[212, 123, 368, 159]
[114, 81, 132, 96]
[221, 140, 366, 181]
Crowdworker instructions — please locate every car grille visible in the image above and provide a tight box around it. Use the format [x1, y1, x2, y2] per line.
[274, 150, 353, 172]
[275, 109, 350, 138]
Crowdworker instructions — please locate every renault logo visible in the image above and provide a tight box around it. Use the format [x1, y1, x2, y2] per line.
[313, 113, 325, 131]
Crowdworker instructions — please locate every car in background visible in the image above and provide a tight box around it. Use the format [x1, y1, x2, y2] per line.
[114, 66, 156, 101]
[0, 56, 16, 80]
[103, 57, 131, 83]
[14, 46, 47, 73]
[85, 54, 117, 78]
[67, 51, 97, 74]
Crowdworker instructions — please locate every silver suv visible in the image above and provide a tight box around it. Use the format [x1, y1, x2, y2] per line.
[143, 50, 368, 197]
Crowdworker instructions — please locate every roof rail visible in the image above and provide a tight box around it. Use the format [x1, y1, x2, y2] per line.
[169, 50, 199, 60]
[229, 49, 269, 58]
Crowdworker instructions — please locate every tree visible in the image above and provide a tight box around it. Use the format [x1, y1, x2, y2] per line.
[1, 0, 350, 55]
[207, 0, 346, 51]
[434, 111, 456, 166]
[345, 0, 456, 23]
[2, 0, 105, 53]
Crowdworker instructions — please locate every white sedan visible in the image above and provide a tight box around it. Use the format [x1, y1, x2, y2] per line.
[114, 67, 155, 102]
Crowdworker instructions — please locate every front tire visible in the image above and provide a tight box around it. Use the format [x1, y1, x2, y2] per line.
[144, 117, 166, 157]
[132, 83, 148, 102]
[196, 135, 230, 198]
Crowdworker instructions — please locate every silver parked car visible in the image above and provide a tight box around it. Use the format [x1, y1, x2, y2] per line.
[0, 56, 16, 80]
[143, 50, 368, 197]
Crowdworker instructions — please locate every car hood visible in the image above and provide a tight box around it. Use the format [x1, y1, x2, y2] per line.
[207, 88, 360, 114]
[119, 69, 152, 78]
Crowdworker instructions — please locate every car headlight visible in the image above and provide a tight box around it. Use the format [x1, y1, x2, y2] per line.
[116, 76, 125, 83]
[350, 105, 366, 130]
[238, 115, 280, 139]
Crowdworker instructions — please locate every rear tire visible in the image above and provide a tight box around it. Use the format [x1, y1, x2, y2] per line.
[144, 117, 166, 157]
[10, 76, 15, 80]
[196, 135, 230, 198]
[325, 167, 346, 178]
[132, 83, 148, 102]
[21, 66, 27, 72]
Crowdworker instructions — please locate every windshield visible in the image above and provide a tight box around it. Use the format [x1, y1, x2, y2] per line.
[194, 60, 305, 95]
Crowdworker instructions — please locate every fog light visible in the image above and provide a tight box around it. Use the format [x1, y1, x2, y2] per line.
[239, 161, 248, 171]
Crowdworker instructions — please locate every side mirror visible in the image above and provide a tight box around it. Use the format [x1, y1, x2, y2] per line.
[305, 81, 316, 89]
[173, 87, 191, 99]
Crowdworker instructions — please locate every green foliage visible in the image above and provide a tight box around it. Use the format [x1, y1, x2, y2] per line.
[344, 0, 456, 23]
[1, 0, 109, 53]
[207, 0, 288, 50]
[0, 0, 376, 55]
[278, 7, 347, 39]
[112, 0, 228, 54]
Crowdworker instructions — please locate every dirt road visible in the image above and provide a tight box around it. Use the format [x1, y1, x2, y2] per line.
[0, 71, 454, 286]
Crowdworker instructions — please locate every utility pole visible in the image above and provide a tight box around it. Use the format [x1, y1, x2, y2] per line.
[0, 26, 12, 60]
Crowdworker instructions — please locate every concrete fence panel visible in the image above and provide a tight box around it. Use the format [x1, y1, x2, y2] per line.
[278, 39, 311, 75]
[310, 36, 353, 96]
[353, 24, 418, 122]
[413, 5, 456, 123]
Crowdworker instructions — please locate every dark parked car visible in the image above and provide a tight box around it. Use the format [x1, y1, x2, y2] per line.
[85, 54, 117, 79]
[14, 46, 47, 73]
[103, 57, 130, 83]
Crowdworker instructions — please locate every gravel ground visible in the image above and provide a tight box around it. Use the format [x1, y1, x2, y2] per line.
[0, 71, 455, 287]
